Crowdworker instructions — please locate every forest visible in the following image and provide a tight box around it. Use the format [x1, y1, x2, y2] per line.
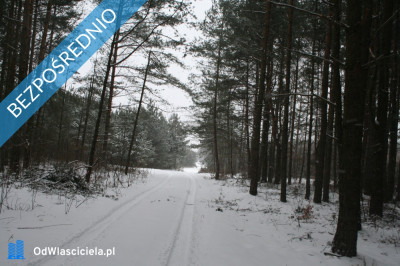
[0, 0, 399, 260]
[0, 0, 197, 175]
[190, 0, 400, 256]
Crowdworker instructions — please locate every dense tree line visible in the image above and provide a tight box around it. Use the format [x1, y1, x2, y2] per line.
[190, 0, 400, 256]
[0, 0, 195, 176]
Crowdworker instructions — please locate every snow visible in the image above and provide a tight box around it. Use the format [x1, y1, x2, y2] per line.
[1, 169, 399, 265]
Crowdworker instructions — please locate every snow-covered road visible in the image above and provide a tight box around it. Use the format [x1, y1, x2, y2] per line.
[2, 169, 399, 266]
[28, 171, 197, 266]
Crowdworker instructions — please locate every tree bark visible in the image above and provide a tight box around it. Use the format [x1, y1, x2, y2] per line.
[38, 0, 53, 63]
[314, 6, 332, 204]
[30, 0, 53, 163]
[103, 29, 121, 161]
[80, 68, 96, 160]
[260, 38, 273, 183]
[125, 51, 151, 175]
[267, 55, 277, 184]
[288, 57, 299, 185]
[274, 38, 286, 186]
[13, 0, 33, 168]
[259, 95, 270, 182]
[332, 0, 371, 256]
[213, 27, 223, 180]
[227, 88, 234, 177]
[18, 0, 33, 82]
[56, 88, 67, 157]
[245, 61, 251, 173]
[299, 103, 307, 183]
[332, 0, 343, 194]
[249, 0, 271, 195]
[85, 34, 117, 183]
[322, 4, 338, 201]
[28, 0, 39, 73]
[370, 0, 393, 214]
[387, 6, 399, 202]
[280, 0, 294, 202]
[1, 0, 17, 170]
[305, 3, 317, 199]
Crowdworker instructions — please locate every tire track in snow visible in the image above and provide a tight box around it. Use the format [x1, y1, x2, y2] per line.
[28, 175, 172, 266]
[163, 173, 197, 266]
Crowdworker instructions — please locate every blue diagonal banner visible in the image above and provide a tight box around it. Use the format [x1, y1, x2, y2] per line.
[0, 0, 148, 147]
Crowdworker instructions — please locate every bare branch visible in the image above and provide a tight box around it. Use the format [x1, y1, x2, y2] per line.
[272, 93, 336, 106]
[269, 1, 349, 28]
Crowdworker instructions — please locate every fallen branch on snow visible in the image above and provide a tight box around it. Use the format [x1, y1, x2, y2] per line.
[17, 224, 72, 229]
[324, 252, 342, 257]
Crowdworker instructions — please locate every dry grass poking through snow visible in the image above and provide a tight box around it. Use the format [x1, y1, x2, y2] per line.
[205, 175, 400, 265]
[0, 162, 149, 214]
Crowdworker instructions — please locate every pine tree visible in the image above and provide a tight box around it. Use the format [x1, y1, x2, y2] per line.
[332, 0, 372, 256]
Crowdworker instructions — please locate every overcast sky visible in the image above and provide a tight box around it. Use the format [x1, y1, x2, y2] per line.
[158, 0, 213, 122]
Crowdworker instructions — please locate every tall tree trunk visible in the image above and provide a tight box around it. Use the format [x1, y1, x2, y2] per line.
[260, 38, 273, 182]
[23, 0, 39, 168]
[9, 0, 32, 172]
[387, 6, 399, 202]
[75, 97, 84, 157]
[125, 51, 151, 175]
[31, 0, 53, 163]
[362, 70, 376, 196]
[332, 0, 343, 194]
[18, 0, 33, 82]
[299, 104, 308, 183]
[0, 0, 17, 171]
[332, 0, 371, 256]
[28, 0, 39, 73]
[266, 57, 277, 184]
[274, 38, 286, 186]
[397, 158, 400, 201]
[275, 132, 281, 184]
[239, 100, 246, 173]
[370, 0, 393, 215]
[0, 0, 4, 60]
[80, 71, 95, 160]
[280, 0, 294, 202]
[38, 0, 53, 63]
[305, 6, 317, 199]
[227, 88, 234, 177]
[6, 0, 22, 99]
[245, 61, 251, 173]
[288, 57, 299, 185]
[103, 29, 121, 161]
[57, 88, 67, 157]
[85, 34, 117, 183]
[322, 87, 335, 202]
[259, 96, 270, 182]
[314, 7, 332, 203]
[249, 0, 271, 195]
[259, 100, 270, 182]
[323, 5, 339, 201]
[213, 27, 223, 180]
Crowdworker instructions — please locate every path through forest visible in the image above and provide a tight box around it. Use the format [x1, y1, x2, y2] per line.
[2, 169, 398, 266]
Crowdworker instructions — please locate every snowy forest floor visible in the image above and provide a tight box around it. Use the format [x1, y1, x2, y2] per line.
[1, 168, 400, 266]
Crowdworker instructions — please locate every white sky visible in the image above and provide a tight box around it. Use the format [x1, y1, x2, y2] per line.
[157, 0, 213, 122]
